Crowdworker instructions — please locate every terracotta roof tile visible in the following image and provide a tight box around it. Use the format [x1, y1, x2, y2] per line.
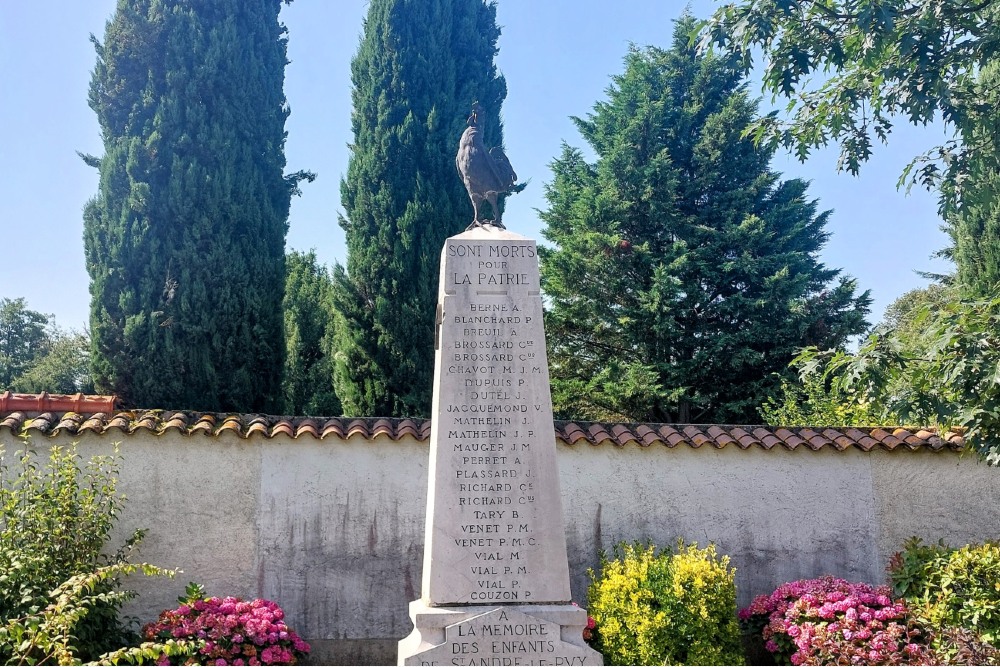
[795, 428, 829, 450]
[317, 419, 343, 439]
[820, 428, 853, 451]
[634, 424, 660, 447]
[79, 414, 107, 434]
[271, 421, 294, 438]
[189, 415, 215, 435]
[52, 412, 84, 436]
[162, 413, 190, 433]
[346, 418, 375, 440]
[728, 427, 757, 449]
[1, 412, 23, 431]
[294, 419, 320, 439]
[772, 428, 805, 450]
[706, 425, 735, 448]
[556, 421, 581, 442]
[928, 433, 952, 451]
[842, 428, 877, 451]
[587, 423, 614, 445]
[683, 425, 711, 448]
[393, 420, 415, 439]
[752, 427, 782, 450]
[0, 397, 967, 454]
[245, 421, 269, 438]
[656, 425, 687, 447]
[218, 416, 243, 436]
[868, 428, 894, 448]
[371, 418, 395, 440]
[610, 424, 638, 446]
[26, 413, 55, 433]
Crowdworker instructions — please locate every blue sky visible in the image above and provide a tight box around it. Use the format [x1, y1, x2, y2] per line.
[0, 1, 951, 333]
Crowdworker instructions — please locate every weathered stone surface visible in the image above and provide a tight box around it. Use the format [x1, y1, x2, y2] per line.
[400, 227, 601, 666]
[401, 605, 597, 666]
[421, 227, 571, 606]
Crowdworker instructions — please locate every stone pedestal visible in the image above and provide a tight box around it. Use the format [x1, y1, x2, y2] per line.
[399, 602, 596, 665]
[399, 227, 602, 666]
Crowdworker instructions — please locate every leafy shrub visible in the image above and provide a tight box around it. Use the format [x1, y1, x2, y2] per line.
[587, 541, 744, 665]
[925, 626, 1000, 666]
[143, 582, 310, 665]
[887, 537, 952, 600]
[0, 562, 188, 665]
[740, 576, 930, 665]
[890, 538, 1000, 650]
[0, 441, 144, 662]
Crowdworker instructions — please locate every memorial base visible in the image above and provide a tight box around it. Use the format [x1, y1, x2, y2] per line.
[398, 601, 603, 666]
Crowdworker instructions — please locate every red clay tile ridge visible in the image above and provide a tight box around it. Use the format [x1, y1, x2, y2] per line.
[0, 391, 118, 415]
[0, 396, 965, 453]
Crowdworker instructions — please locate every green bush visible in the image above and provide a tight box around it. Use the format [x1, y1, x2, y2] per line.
[0, 441, 145, 662]
[926, 627, 1000, 666]
[0, 562, 189, 666]
[890, 538, 1000, 655]
[587, 541, 744, 665]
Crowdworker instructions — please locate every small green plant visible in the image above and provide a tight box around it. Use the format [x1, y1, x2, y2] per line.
[0, 562, 188, 666]
[587, 540, 744, 665]
[0, 440, 147, 662]
[891, 538, 1000, 650]
[887, 537, 952, 599]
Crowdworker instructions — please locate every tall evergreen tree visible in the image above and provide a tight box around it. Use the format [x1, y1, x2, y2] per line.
[540, 18, 871, 424]
[83, 0, 307, 411]
[949, 61, 1000, 298]
[282, 250, 341, 416]
[332, 0, 507, 417]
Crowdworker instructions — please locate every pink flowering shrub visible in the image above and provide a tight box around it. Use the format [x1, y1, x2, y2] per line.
[142, 583, 310, 666]
[739, 576, 931, 665]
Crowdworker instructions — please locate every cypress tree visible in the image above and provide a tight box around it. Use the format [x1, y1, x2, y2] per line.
[950, 61, 1000, 297]
[282, 250, 341, 416]
[332, 0, 507, 417]
[540, 18, 872, 424]
[83, 0, 306, 411]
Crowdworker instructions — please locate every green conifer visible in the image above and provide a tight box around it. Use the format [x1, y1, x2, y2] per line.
[540, 18, 871, 423]
[83, 0, 306, 411]
[332, 0, 507, 417]
[282, 251, 341, 416]
[950, 62, 1000, 297]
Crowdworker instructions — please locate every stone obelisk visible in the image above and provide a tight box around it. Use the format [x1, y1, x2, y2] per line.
[398, 227, 602, 665]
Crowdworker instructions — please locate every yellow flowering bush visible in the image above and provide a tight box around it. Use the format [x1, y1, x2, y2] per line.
[587, 541, 744, 665]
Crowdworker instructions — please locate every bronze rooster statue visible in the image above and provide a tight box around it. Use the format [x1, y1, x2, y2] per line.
[456, 102, 517, 229]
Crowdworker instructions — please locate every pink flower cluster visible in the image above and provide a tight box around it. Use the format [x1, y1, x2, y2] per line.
[144, 596, 310, 666]
[739, 576, 930, 665]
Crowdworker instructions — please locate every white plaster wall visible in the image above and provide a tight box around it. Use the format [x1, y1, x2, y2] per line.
[12, 429, 998, 665]
[870, 449, 1000, 564]
[558, 442, 883, 607]
[73, 432, 262, 621]
[258, 434, 427, 642]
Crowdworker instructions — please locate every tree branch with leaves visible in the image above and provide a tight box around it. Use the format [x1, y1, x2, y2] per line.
[701, 0, 1000, 216]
